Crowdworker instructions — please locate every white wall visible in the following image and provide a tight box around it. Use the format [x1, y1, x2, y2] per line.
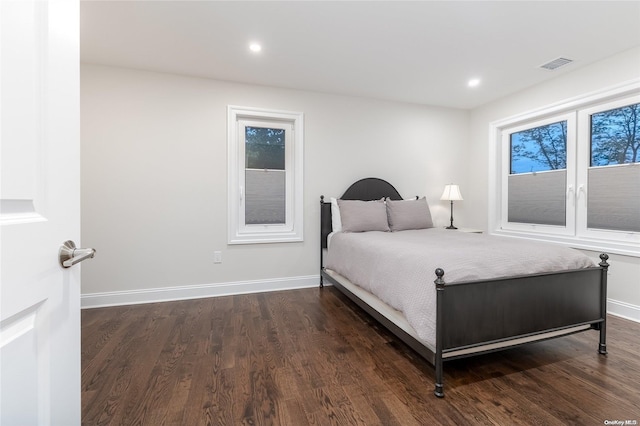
[81, 64, 469, 305]
[82, 48, 640, 320]
[468, 47, 640, 321]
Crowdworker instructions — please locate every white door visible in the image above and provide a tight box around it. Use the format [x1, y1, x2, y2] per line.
[0, 0, 82, 424]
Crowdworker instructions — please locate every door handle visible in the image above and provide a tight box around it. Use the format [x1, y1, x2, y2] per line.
[59, 240, 96, 268]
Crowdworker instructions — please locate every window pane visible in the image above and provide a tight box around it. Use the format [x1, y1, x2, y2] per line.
[510, 121, 567, 174]
[245, 126, 285, 170]
[508, 121, 567, 227]
[245, 126, 286, 225]
[591, 104, 640, 166]
[588, 103, 640, 232]
[591, 103, 640, 166]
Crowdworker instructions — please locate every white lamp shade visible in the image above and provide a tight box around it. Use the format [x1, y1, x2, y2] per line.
[440, 184, 463, 201]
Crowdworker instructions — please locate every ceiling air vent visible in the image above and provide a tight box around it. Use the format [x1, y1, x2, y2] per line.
[540, 57, 573, 71]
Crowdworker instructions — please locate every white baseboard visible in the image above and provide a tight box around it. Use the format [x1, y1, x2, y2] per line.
[81, 275, 321, 309]
[607, 298, 640, 323]
[82, 279, 640, 325]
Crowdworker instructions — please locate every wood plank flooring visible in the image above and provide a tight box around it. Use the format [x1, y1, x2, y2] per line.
[82, 287, 640, 425]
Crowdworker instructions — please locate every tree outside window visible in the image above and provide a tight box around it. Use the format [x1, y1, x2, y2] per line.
[591, 103, 639, 166]
[510, 121, 567, 174]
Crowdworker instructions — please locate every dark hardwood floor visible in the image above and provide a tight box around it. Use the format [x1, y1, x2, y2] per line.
[82, 287, 640, 425]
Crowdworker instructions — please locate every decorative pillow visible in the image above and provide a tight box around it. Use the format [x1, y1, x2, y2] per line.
[337, 199, 390, 232]
[386, 197, 434, 231]
[330, 197, 342, 232]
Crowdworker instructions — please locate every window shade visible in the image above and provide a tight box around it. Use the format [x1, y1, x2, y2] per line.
[508, 170, 566, 226]
[587, 165, 640, 232]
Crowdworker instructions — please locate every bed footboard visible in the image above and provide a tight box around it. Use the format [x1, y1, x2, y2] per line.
[433, 253, 609, 398]
[598, 254, 610, 355]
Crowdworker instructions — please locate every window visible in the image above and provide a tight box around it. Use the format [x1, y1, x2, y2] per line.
[578, 98, 640, 239]
[507, 118, 570, 228]
[228, 106, 304, 244]
[490, 82, 640, 256]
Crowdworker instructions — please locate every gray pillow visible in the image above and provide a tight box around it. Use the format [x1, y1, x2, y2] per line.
[386, 197, 433, 231]
[337, 199, 389, 232]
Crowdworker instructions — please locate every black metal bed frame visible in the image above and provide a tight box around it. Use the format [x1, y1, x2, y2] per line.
[320, 177, 609, 398]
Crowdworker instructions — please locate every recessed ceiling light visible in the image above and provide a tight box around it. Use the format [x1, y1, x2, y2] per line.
[468, 78, 481, 88]
[249, 43, 262, 53]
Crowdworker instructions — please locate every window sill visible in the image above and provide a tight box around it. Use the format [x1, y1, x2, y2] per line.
[228, 231, 303, 245]
[489, 229, 640, 258]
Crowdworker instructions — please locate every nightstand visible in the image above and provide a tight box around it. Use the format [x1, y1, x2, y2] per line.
[454, 227, 483, 234]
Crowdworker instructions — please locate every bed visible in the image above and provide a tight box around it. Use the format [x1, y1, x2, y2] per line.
[319, 177, 609, 398]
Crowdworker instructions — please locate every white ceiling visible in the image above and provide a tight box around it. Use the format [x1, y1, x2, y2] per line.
[80, 1, 640, 109]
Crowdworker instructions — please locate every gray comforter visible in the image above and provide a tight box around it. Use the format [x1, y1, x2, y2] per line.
[324, 228, 595, 346]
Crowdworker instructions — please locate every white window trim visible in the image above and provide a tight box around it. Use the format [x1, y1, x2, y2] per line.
[500, 112, 577, 237]
[489, 79, 640, 257]
[576, 95, 640, 244]
[228, 105, 304, 244]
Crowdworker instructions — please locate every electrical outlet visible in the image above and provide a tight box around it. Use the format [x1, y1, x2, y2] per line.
[214, 251, 222, 264]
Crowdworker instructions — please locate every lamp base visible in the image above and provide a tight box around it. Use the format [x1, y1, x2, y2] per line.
[446, 201, 458, 230]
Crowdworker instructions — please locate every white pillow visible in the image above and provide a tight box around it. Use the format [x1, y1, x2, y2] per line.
[330, 197, 342, 232]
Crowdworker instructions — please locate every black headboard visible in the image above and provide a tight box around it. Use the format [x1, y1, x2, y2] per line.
[320, 178, 403, 249]
[341, 177, 403, 201]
